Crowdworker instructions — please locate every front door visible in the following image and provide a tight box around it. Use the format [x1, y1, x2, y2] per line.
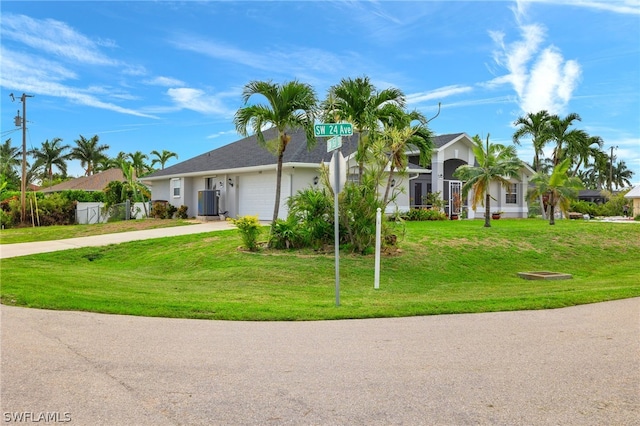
[414, 182, 422, 207]
[449, 181, 462, 215]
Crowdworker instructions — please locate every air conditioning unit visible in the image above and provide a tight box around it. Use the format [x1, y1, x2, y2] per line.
[197, 190, 219, 216]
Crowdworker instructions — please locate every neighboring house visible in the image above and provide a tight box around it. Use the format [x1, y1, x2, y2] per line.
[39, 168, 126, 193]
[624, 185, 640, 217]
[577, 189, 608, 204]
[143, 129, 533, 221]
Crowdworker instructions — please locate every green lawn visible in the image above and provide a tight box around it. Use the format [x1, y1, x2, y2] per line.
[0, 219, 195, 244]
[1, 219, 638, 321]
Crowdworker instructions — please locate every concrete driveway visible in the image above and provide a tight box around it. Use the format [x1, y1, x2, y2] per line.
[2, 298, 638, 425]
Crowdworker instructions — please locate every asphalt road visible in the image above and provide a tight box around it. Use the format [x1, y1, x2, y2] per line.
[2, 298, 638, 425]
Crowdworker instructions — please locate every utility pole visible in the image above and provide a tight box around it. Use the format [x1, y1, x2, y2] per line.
[11, 93, 34, 223]
[608, 145, 617, 193]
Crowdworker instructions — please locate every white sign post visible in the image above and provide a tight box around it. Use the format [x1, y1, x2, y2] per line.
[374, 207, 381, 289]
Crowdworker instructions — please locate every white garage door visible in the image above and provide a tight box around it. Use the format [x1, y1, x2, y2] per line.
[238, 173, 287, 220]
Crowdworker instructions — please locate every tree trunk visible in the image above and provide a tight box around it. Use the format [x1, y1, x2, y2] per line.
[382, 167, 395, 207]
[272, 152, 284, 227]
[484, 193, 491, 228]
[548, 194, 555, 225]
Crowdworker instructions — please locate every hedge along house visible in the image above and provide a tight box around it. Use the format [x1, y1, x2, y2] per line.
[407, 133, 534, 219]
[143, 129, 533, 221]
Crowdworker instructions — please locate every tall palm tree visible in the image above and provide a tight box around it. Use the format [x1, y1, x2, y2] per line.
[128, 151, 150, 178]
[150, 149, 178, 170]
[528, 158, 583, 225]
[546, 113, 582, 166]
[453, 134, 523, 228]
[71, 135, 110, 176]
[29, 138, 71, 186]
[512, 110, 552, 172]
[377, 107, 433, 205]
[234, 80, 319, 226]
[321, 76, 405, 182]
[566, 135, 603, 177]
[611, 160, 634, 189]
[0, 138, 21, 177]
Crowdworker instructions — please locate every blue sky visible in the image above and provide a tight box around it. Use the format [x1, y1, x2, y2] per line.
[1, 0, 639, 184]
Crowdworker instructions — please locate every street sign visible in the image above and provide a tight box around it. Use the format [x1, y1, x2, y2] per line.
[314, 123, 353, 137]
[327, 136, 342, 152]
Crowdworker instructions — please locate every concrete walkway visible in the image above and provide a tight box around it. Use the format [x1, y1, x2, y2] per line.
[0, 221, 236, 259]
[1, 299, 638, 425]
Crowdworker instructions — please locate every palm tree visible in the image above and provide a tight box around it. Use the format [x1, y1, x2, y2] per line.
[546, 113, 582, 166]
[150, 149, 178, 170]
[453, 134, 523, 227]
[377, 107, 433, 205]
[528, 158, 583, 225]
[611, 160, 634, 189]
[234, 80, 319, 226]
[0, 138, 21, 178]
[322, 76, 405, 182]
[29, 138, 71, 186]
[71, 135, 110, 176]
[128, 151, 150, 178]
[566, 135, 603, 177]
[512, 110, 552, 172]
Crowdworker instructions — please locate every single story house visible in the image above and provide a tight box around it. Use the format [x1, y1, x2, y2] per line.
[143, 129, 533, 221]
[40, 168, 125, 193]
[624, 185, 640, 217]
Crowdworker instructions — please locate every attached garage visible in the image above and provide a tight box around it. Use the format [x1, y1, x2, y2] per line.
[238, 172, 290, 220]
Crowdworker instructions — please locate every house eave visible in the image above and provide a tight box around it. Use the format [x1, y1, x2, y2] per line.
[143, 162, 322, 181]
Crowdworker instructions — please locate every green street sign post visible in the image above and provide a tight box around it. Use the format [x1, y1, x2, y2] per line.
[314, 123, 353, 137]
[327, 136, 342, 152]
[313, 123, 352, 307]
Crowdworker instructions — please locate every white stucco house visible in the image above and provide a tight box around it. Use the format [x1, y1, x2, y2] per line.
[143, 128, 533, 221]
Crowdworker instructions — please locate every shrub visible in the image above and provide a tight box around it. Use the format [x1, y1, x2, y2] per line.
[286, 188, 334, 249]
[402, 208, 447, 221]
[232, 215, 262, 251]
[269, 218, 300, 249]
[176, 205, 189, 219]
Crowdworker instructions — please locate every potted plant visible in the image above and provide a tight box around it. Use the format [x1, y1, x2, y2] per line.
[492, 211, 503, 220]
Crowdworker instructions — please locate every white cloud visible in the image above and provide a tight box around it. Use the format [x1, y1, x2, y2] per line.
[489, 11, 581, 115]
[167, 87, 234, 117]
[1, 13, 118, 66]
[517, 0, 640, 16]
[407, 85, 474, 105]
[146, 76, 186, 87]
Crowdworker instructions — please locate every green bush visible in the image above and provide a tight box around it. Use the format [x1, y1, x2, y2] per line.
[286, 188, 334, 249]
[402, 208, 448, 221]
[59, 190, 105, 202]
[232, 215, 263, 251]
[269, 218, 300, 249]
[176, 205, 188, 219]
[569, 200, 605, 217]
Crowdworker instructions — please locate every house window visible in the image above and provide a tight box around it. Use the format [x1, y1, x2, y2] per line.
[172, 178, 181, 198]
[506, 183, 517, 204]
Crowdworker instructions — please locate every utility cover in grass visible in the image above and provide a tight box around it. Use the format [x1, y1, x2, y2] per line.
[518, 271, 573, 280]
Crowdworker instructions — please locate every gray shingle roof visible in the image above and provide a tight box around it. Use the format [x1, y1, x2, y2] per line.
[145, 127, 361, 179]
[144, 129, 465, 179]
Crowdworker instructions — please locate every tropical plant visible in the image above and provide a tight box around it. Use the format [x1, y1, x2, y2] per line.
[546, 113, 583, 166]
[71, 135, 109, 176]
[234, 79, 319, 226]
[512, 110, 552, 172]
[321, 76, 405, 182]
[376, 107, 433, 206]
[128, 151, 150, 178]
[29, 138, 70, 186]
[453, 134, 523, 227]
[528, 158, 583, 225]
[232, 215, 263, 251]
[1, 138, 21, 177]
[150, 149, 178, 170]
